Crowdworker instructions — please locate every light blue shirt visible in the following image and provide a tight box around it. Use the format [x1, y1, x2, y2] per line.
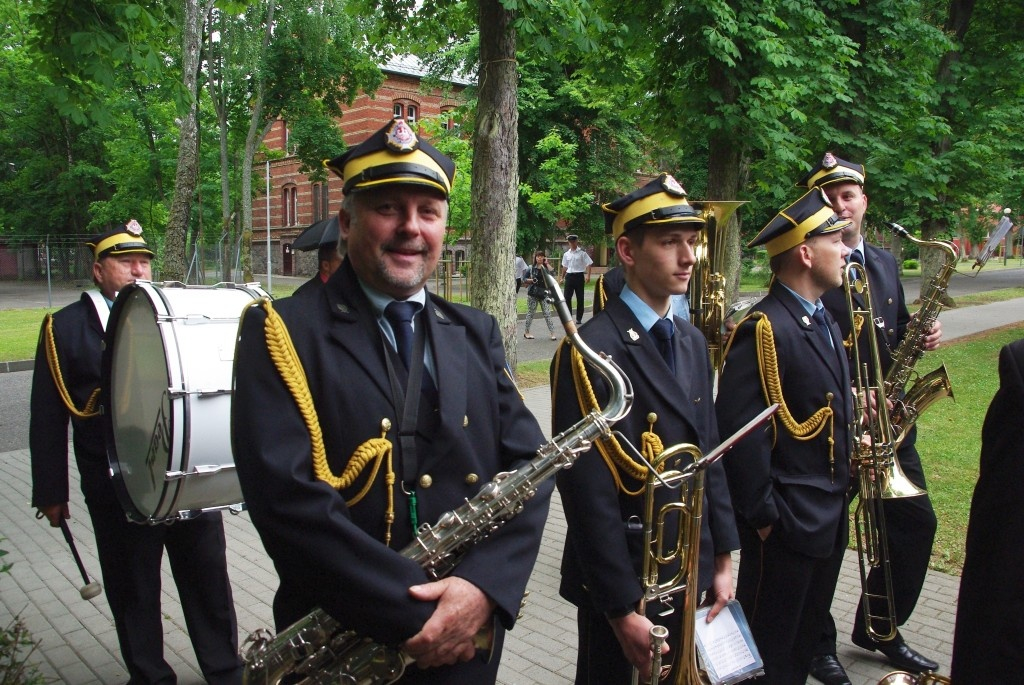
[779, 282, 833, 348]
[359, 282, 437, 380]
[671, 294, 691, 322]
[619, 284, 673, 333]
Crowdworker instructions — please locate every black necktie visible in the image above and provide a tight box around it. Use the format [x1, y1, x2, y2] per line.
[650, 318, 676, 373]
[385, 301, 419, 369]
[812, 307, 834, 349]
[849, 250, 865, 266]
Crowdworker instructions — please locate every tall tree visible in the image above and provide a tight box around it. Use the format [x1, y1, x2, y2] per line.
[164, 0, 216, 280]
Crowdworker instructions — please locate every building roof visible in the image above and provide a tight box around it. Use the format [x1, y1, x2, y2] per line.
[382, 53, 474, 87]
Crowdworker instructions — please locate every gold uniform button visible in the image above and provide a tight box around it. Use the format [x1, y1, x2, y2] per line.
[419, 474, 433, 489]
[463, 415, 469, 427]
[465, 473, 479, 485]
[887, 297, 893, 305]
[888, 328, 895, 335]
[826, 392, 834, 401]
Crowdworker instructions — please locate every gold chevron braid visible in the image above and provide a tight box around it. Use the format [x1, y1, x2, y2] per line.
[256, 298, 397, 542]
[750, 312, 835, 473]
[566, 342, 662, 495]
[43, 314, 100, 419]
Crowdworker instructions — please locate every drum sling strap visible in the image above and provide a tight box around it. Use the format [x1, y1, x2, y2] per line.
[253, 298, 403, 545]
[43, 291, 110, 419]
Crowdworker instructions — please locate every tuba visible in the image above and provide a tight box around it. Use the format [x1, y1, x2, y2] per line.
[691, 201, 746, 373]
[633, 405, 778, 685]
[844, 260, 925, 644]
[240, 269, 633, 684]
[884, 222, 959, 449]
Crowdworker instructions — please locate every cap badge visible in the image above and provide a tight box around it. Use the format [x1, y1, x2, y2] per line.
[385, 118, 418, 153]
[821, 152, 838, 170]
[628, 328, 640, 341]
[125, 219, 143, 236]
[661, 174, 687, 197]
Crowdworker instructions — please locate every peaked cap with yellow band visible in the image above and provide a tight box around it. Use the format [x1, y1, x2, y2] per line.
[601, 173, 704, 238]
[796, 151, 866, 189]
[749, 187, 851, 258]
[86, 219, 155, 261]
[326, 118, 456, 198]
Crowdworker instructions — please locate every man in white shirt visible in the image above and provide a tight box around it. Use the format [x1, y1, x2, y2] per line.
[560, 234, 593, 324]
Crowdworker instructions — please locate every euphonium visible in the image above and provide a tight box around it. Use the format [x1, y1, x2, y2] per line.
[844, 260, 925, 644]
[240, 270, 634, 684]
[692, 201, 746, 373]
[633, 405, 778, 685]
[884, 222, 959, 449]
[878, 671, 951, 684]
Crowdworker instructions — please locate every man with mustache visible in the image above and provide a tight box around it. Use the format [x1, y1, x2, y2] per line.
[231, 119, 552, 683]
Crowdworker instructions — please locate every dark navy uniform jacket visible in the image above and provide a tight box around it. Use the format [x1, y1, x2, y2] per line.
[551, 295, 738, 616]
[717, 282, 854, 559]
[231, 258, 552, 647]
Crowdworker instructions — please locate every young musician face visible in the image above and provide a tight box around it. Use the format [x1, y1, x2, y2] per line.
[340, 186, 448, 299]
[806, 231, 851, 294]
[93, 253, 152, 300]
[824, 181, 868, 248]
[618, 224, 700, 315]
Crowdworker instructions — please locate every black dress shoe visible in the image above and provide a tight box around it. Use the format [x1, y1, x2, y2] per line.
[851, 633, 939, 673]
[809, 654, 852, 685]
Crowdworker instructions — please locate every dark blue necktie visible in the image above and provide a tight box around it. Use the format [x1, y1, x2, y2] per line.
[812, 307, 834, 349]
[385, 300, 419, 369]
[849, 250, 865, 266]
[650, 318, 676, 373]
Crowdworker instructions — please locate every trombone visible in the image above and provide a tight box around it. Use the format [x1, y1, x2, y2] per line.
[844, 260, 926, 643]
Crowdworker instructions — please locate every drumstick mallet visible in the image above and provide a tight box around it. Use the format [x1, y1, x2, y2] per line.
[58, 518, 103, 601]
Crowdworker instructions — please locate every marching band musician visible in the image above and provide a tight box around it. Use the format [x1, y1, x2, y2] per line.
[231, 119, 552, 683]
[803, 154, 941, 683]
[716, 188, 854, 684]
[551, 174, 738, 684]
[29, 223, 243, 684]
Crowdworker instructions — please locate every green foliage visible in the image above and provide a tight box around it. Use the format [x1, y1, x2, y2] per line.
[0, 542, 48, 684]
[903, 259, 920, 270]
[519, 129, 594, 240]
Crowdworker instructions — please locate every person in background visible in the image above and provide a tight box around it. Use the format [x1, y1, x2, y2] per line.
[551, 174, 737, 684]
[802, 153, 940, 683]
[231, 118, 552, 684]
[293, 240, 344, 298]
[716, 188, 854, 683]
[559, 234, 593, 325]
[523, 250, 557, 341]
[514, 253, 528, 294]
[950, 337, 1024, 681]
[30, 221, 243, 685]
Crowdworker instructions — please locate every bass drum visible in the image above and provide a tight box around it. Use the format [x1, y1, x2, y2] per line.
[102, 281, 269, 523]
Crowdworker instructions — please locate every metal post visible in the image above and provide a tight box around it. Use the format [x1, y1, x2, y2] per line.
[45, 235, 52, 308]
[266, 160, 272, 292]
[1004, 207, 1012, 266]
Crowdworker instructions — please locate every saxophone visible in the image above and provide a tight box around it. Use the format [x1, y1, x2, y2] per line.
[241, 269, 634, 684]
[883, 223, 959, 448]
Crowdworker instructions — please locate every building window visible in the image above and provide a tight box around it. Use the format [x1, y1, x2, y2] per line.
[321, 183, 330, 219]
[394, 103, 404, 119]
[440, 108, 455, 131]
[282, 185, 297, 226]
[312, 183, 322, 221]
[406, 104, 417, 126]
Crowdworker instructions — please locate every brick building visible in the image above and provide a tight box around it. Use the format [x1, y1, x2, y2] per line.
[253, 55, 470, 278]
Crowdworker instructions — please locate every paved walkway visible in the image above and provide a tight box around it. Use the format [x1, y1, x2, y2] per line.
[1, 276, 1021, 683]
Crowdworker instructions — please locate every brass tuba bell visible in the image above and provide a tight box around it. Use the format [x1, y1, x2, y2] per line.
[691, 201, 746, 374]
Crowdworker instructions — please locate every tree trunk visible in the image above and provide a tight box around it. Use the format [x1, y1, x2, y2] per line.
[164, 0, 210, 281]
[470, 0, 519, 369]
[706, 57, 746, 304]
[921, 0, 976, 304]
[240, 1, 275, 285]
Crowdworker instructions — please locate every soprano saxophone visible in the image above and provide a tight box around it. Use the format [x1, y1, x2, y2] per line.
[884, 222, 959, 448]
[241, 270, 633, 684]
